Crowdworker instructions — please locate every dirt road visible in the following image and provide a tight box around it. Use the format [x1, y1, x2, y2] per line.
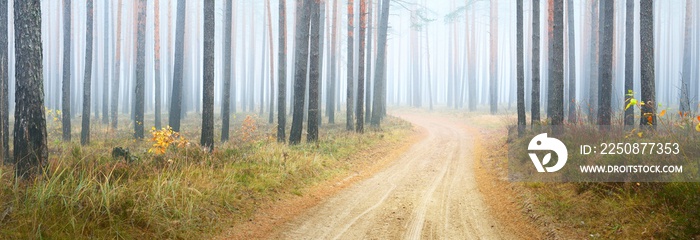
[273, 113, 513, 240]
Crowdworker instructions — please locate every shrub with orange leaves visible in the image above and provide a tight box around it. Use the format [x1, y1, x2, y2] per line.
[241, 115, 258, 142]
[148, 126, 190, 155]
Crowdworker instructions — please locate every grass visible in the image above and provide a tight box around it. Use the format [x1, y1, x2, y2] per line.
[460, 107, 700, 239]
[0, 111, 413, 239]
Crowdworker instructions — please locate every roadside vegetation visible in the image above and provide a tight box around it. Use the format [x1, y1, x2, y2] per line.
[0, 113, 412, 239]
[462, 106, 700, 239]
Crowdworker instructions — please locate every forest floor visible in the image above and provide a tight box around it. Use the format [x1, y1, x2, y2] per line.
[0, 111, 414, 239]
[227, 109, 542, 239]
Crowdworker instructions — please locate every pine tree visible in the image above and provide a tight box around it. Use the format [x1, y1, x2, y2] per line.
[289, 0, 312, 145]
[308, 0, 321, 142]
[81, 0, 94, 145]
[133, 0, 147, 139]
[277, 0, 288, 142]
[13, 0, 48, 178]
[640, 0, 655, 126]
[201, 0, 215, 150]
[62, 0, 72, 141]
[169, 0, 186, 132]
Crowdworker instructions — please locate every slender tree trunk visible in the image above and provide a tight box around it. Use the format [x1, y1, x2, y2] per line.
[14, 0, 48, 178]
[154, 0, 162, 129]
[111, 0, 123, 130]
[169, 0, 186, 132]
[489, 0, 498, 114]
[102, 0, 110, 125]
[328, 0, 338, 124]
[222, 0, 233, 142]
[317, 1, 325, 127]
[356, 0, 367, 133]
[0, 0, 9, 163]
[267, 0, 276, 124]
[201, 0, 214, 150]
[532, 0, 541, 124]
[370, 0, 390, 127]
[588, 0, 599, 123]
[551, 0, 564, 126]
[640, 0, 655, 126]
[81, 0, 94, 145]
[425, 27, 434, 111]
[624, 0, 634, 126]
[134, 0, 146, 139]
[567, 0, 576, 123]
[517, 0, 526, 133]
[597, 0, 613, 126]
[308, 0, 321, 141]
[346, 0, 355, 131]
[469, 4, 476, 111]
[277, 0, 288, 142]
[365, 1, 373, 123]
[62, 0, 72, 141]
[289, 0, 312, 144]
[680, 0, 693, 112]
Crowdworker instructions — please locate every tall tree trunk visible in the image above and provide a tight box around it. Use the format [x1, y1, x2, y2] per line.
[640, 0, 655, 126]
[426, 26, 434, 111]
[317, 1, 325, 127]
[14, 0, 48, 178]
[248, 5, 255, 112]
[517, 0, 526, 133]
[62, 0, 72, 141]
[154, 0, 162, 129]
[370, 0, 390, 127]
[0, 0, 9, 163]
[201, 0, 214, 150]
[346, 0, 355, 131]
[134, 0, 146, 139]
[468, 4, 476, 112]
[588, 0, 599, 123]
[111, 0, 123, 130]
[365, 1, 373, 123]
[327, 0, 338, 124]
[277, 0, 288, 142]
[680, 0, 693, 112]
[222, 0, 233, 142]
[102, 0, 110, 125]
[567, 0, 576, 123]
[308, 0, 321, 141]
[81, 0, 94, 145]
[551, 0, 564, 126]
[267, 0, 276, 124]
[356, 0, 366, 133]
[532, 0, 541, 124]
[289, 0, 312, 144]
[168, 0, 186, 132]
[489, 0, 498, 114]
[597, 0, 613, 126]
[624, 0, 634, 126]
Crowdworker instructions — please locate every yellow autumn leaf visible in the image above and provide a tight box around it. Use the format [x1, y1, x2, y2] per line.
[638, 132, 643, 138]
[625, 99, 637, 111]
[659, 110, 666, 117]
[696, 124, 700, 132]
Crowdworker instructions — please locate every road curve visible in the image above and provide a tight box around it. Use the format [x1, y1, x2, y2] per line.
[273, 113, 513, 240]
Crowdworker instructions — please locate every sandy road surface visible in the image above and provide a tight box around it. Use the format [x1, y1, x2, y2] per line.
[273, 113, 513, 240]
